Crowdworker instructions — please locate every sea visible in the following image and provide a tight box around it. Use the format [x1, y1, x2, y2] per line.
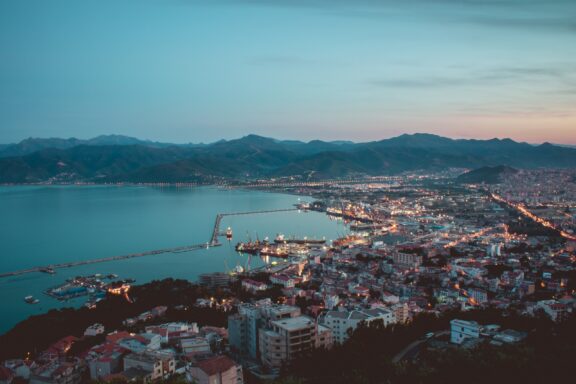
[0, 185, 348, 334]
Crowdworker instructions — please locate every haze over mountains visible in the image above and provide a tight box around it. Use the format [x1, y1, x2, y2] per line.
[0, 133, 575, 183]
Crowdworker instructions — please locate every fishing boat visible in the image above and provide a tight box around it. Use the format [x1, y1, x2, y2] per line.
[24, 295, 39, 304]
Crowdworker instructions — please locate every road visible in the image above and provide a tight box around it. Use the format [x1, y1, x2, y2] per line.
[392, 330, 449, 363]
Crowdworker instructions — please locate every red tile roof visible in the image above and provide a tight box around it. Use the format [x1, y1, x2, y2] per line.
[195, 355, 236, 376]
[0, 366, 14, 380]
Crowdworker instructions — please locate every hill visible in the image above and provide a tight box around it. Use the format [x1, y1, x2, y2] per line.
[0, 134, 575, 183]
[0, 134, 195, 158]
[457, 166, 519, 184]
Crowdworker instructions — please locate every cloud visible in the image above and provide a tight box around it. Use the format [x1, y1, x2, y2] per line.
[468, 17, 576, 33]
[175, 0, 576, 34]
[369, 64, 576, 90]
[370, 77, 472, 88]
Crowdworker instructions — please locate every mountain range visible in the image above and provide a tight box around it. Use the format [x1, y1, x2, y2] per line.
[0, 133, 575, 183]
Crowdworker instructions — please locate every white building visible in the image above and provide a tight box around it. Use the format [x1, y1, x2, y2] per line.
[320, 308, 396, 345]
[450, 319, 481, 344]
[181, 337, 211, 354]
[259, 316, 321, 368]
[84, 323, 105, 337]
[241, 279, 269, 292]
[270, 274, 296, 288]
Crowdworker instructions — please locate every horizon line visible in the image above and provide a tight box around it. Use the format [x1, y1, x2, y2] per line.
[3, 132, 576, 147]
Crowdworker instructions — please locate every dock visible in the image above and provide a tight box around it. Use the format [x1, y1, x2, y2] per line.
[209, 208, 298, 246]
[0, 207, 300, 279]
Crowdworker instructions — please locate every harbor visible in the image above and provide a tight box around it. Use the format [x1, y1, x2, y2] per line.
[0, 208, 303, 279]
[0, 185, 348, 334]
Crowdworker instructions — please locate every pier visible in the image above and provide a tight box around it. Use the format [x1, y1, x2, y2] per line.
[209, 208, 299, 246]
[0, 243, 217, 279]
[0, 207, 300, 279]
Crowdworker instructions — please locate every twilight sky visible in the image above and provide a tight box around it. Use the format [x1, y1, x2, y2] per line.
[1, 0, 575, 144]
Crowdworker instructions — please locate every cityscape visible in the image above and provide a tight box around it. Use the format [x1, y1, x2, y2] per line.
[1, 1, 575, 384]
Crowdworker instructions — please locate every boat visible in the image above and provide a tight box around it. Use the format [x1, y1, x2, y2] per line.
[226, 227, 233, 240]
[24, 295, 39, 304]
[274, 234, 326, 245]
[39, 267, 56, 274]
[235, 241, 289, 257]
[235, 242, 260, 255]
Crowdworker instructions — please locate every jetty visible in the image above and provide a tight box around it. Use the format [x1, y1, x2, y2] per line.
[209, 208, 298, 246]
[0, 207, 300, 279]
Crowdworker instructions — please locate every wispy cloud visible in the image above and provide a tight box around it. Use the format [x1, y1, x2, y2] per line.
[369, 64, 576, 90]
[468, 17, 576, 33]
[370, 77, 471, 88]
[177, 0, 576, 32]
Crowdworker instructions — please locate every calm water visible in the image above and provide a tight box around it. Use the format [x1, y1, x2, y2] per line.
[0, 185, 347, 334]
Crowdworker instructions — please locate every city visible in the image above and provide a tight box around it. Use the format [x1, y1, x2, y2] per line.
[1, 169, 575, 383]
[1, 0, 575, 383]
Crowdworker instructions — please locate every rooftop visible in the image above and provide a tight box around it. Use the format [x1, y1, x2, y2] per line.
[195, 355, 237, 376]
[272, 316, 315, 331]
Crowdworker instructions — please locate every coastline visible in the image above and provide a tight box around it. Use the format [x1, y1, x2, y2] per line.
[0, 185, 344, 334]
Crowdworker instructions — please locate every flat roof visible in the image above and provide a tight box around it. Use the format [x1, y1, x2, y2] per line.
[272, 316, 314, 331]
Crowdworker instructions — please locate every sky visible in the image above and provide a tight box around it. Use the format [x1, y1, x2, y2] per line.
[0, 0, 575, 144]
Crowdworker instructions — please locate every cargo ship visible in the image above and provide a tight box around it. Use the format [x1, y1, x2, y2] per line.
[274, 234, 326, 245]
[235, 241, 289, 258]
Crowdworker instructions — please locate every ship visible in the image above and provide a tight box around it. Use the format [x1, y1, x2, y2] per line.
[274, 234, 326, 245]
[235, 241, 289, 258]
[24, 295, 39, 304]
[226, 227, 233, 240]
[235, 241, 260, 254]
[39, 267, 56, 274]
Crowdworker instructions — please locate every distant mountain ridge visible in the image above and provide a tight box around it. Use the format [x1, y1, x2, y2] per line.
[0, 133, 575, 183]
[0, 134, 206, 158]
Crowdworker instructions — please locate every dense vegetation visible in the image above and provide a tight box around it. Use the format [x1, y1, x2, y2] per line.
[0, 279, 230, 360]
[270, 309, 575, 384]
[456, 165, 518, 184]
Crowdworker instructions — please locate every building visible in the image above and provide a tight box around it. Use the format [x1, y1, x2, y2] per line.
[467, 288, 488, 305]
[85, 343, 126, 380]
[84, 323, 105, 337]
[123, 354, 165, 381]
[320, 308, 396, 345]
[391, 303, 409, 324]
[270, 274, 296, 288]
[391, 252, 422, 268]
[181, 337, 211, 355]
[259, 316, 317, 369]
[199, 272, 232, 288]
[228, 302, 300, 360]
[536, 300, 568, 322]
[450, 319, 481, 344]
[241, 279, 269, 292]
[188, 355, 243, 384]
[0, 367, 14, 384]
[493, 329, 527, 344]
[315, 324, 333, 349]
[29, 360, 84, 384]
